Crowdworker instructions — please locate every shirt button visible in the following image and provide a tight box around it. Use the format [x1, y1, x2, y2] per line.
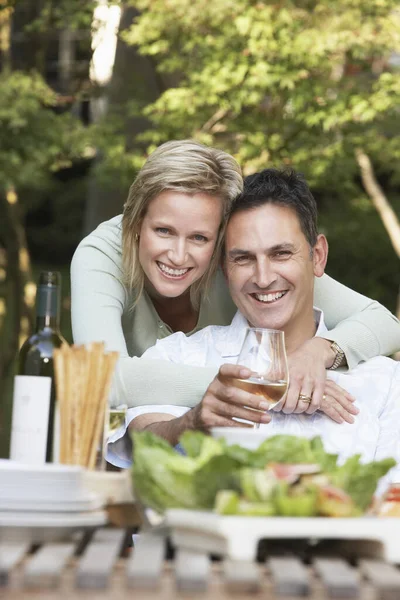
[159, 323, 163, 329]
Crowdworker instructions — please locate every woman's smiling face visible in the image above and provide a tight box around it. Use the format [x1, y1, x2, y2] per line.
[138, 190, 223, 299]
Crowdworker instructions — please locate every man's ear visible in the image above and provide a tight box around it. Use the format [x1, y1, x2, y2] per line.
[313, 234, 328, 278]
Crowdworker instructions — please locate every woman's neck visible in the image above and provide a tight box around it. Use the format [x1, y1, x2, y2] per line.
[150, 292, 199, 333]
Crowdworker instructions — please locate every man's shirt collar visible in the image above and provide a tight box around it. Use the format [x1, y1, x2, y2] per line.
[217, 308, 327, 359]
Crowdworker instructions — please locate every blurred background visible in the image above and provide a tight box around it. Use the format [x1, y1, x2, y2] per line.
[0, 0, 399, 457]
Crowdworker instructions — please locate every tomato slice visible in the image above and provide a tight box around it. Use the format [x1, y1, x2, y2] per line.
[386, 494, 400, 502]
[384, 485, 400, 502]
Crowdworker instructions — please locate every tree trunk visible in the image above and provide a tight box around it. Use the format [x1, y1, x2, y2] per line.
[397, 285, 400, 321]
[83, 4, 168, 234]
[355, 149, 400, 258]
[58, 27, 74, 94]
[0, 0, 12, 71]
[396, 285, 400, 361]
[0, 188, 33, 454]
[355, 148, 400, 360]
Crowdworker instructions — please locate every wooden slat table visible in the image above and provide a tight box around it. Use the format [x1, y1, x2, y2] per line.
[1, 528, 400, 599]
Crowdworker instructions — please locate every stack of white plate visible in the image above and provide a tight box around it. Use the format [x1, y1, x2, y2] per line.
[0, 460, 106, 543]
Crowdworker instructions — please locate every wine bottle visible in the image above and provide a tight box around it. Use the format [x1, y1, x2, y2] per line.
[10, 271, 66, 464]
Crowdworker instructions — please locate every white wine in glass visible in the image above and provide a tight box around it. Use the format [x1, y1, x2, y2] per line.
[234, 328, 289, 428]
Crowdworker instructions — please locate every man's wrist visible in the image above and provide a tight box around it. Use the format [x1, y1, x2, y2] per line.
[181, 406, 197, 431]
[144, 411, 194, 446]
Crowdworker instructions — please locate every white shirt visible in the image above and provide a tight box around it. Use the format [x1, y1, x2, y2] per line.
[107, 310, 400, 488]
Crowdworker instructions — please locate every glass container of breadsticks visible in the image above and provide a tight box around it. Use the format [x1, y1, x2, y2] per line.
[53, 343, 118, 469]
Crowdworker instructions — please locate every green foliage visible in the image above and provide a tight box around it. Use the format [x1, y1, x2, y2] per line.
[320, 188, 400, 311]
[8, 0, 103, 32]
[90, 115, 144, 192]
[0, 71, 90, 196]
[125, 0, 400, 190]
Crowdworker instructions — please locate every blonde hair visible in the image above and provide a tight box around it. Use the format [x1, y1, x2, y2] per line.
[122, 139, 243, 308]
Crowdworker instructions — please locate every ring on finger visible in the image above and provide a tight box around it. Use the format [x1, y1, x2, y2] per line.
[298, 394, 312, 403]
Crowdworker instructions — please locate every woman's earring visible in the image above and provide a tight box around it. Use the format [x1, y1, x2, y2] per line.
[135, 233, 139, 242]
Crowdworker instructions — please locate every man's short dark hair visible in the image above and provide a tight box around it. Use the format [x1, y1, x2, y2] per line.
[228, 168, 318, 247]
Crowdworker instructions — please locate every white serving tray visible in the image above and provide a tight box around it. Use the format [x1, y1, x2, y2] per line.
[0, 494, 103, 513]
[166, 509, 400, 563]
[0, 509, 107, 544]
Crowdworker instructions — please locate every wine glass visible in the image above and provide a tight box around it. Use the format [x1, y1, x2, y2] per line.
[234, 328, 289, 428]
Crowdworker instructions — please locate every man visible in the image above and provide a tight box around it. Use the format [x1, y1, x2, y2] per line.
[107, 169, 400, 473]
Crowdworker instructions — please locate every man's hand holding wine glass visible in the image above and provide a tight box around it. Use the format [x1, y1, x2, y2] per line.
[186, 364, 272, 430]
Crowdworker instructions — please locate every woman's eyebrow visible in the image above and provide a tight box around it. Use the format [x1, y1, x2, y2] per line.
[151, 220, 214, 236]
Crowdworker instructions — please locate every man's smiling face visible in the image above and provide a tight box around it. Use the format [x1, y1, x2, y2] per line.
[225, 203, 327, 344]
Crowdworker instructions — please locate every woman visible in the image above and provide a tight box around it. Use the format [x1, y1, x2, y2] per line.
[71, 140, 400, 415]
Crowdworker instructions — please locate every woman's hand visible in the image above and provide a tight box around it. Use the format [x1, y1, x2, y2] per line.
[279, 337, 358, 423]
[318, 379, 359, 424]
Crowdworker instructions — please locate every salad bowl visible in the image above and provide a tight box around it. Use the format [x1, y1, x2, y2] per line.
[131, 430, 396, 518]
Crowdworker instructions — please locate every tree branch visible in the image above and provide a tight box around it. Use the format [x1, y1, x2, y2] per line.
[355, 148, 400, 259]
[201, 108, 229, 133]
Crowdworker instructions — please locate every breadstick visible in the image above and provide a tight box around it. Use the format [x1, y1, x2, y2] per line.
[88, 351, 118, 469]
[53, 347, 66, 462]
[81, 343, 105, 467]
[70, 346, 86, 465]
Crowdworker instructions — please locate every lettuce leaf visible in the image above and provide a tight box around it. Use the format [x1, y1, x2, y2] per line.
[132, 431, 198, 511]
[223, 443, 267, 468]
[193, 454, 242, 508]
[179, 430, 210, 458]
[310, 437, 338, 472]
[239, 468, 277, 502]
[132, 430, 240, 510]
[331, 455, 396, 511]
[257, 434, 317, 464]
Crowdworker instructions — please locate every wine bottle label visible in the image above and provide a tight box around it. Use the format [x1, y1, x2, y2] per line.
[10, 375, 52, 464]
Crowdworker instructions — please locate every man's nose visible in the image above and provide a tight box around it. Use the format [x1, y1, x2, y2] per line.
[253, 259, 276, 289]
[167, 239, 188, 265]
